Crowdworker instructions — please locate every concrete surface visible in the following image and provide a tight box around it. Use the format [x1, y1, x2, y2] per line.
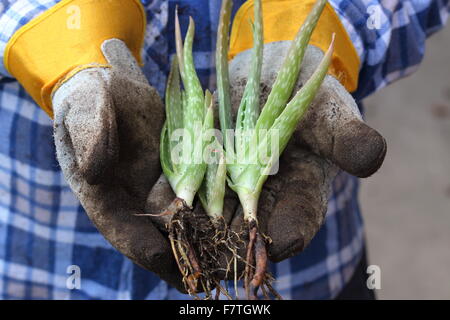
[360, 26, 450, 299]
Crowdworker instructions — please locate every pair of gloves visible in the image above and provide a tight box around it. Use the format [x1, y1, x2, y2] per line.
[52, 38, 386, 292]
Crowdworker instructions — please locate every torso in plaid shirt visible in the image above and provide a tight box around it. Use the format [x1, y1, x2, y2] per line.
[0, 0, 448, 299]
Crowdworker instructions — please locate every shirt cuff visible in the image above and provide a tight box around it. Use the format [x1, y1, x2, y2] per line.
[0, 0, 60, 77]
[328, 0, 365, 67]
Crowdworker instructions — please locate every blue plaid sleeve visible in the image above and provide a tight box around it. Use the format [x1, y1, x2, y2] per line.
[0, 0, 60, 77]
[330, 0, 450, 100]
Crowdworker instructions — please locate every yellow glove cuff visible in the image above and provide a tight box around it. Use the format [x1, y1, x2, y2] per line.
[4, 0, 146, 118]
[229, 0, 360, 92]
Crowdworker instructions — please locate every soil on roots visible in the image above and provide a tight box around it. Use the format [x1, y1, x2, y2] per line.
[242, 220, 282, 300]
[167, 200, 236, 299]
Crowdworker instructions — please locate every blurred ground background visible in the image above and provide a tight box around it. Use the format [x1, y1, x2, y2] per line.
[360, 25, 450, 299]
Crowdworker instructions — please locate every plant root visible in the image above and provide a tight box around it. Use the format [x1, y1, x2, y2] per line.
[140, 199, 272, 300]
[163, 199, 233, 299]
[243, 220, 282, 300]
[196, 216, 243, 300]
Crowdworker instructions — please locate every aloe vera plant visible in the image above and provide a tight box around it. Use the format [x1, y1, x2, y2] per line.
[162, 16, 213, 206]
[197, 0, 235, 225]
[215, 0, 334, 299]
[158, 11, 216, 296]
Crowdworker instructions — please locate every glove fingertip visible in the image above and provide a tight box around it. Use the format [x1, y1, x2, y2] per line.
[333, 120, 387, 178]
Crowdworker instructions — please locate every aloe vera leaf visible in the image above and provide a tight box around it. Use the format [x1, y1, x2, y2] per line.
[254, 0, 327, 133]
[237, 35, 335, 194]
[165, 58, 183, 169]
[235, 0, 263, 135]
[216, 0, 233, 151]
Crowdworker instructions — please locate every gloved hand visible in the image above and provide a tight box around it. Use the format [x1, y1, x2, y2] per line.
[226, 42, 386, 262]
[52, 39, 185, 291]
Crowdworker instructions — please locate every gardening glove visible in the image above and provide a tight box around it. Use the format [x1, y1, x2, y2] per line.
[225, 0, 387, 262]
[4, 0, 184, 291]
[52, 39, 184, 289]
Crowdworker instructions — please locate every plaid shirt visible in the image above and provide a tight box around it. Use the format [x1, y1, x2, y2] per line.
[0, 0, 448, 300]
